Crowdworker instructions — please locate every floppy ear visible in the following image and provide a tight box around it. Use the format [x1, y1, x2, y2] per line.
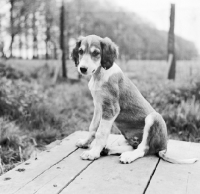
[71, 37, 83, 66]
[100, 37, 119, 70]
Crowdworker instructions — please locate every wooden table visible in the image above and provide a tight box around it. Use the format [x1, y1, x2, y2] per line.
[0, 131, 200, 194]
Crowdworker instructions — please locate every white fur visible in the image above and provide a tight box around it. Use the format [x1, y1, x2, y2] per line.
[78, 54, 101, 75]
[88, 63, 122, 91]
[79, 44, 86, 51]
[90, 46, 100, 53]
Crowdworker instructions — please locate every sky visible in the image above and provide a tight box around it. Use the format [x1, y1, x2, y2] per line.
[115, 0, 200, 53]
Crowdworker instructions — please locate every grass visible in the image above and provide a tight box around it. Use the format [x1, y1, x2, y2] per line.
[0, 58, 200, 174]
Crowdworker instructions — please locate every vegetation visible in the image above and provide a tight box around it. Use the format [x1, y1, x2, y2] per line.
[139, 81, 200, 141]
[0, 0, 198, 60]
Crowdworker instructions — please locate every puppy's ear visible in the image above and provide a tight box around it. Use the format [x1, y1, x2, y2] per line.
[100, 37, 119, 70]
[71, 37, 83, 66]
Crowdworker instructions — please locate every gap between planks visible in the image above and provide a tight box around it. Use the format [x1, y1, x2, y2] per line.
[0, 131, 89, 194]
[143, 158, 161, 194]
[145, 141, 200, 194]
[15, 148, 79, 194]
[57, 160, 94, 194]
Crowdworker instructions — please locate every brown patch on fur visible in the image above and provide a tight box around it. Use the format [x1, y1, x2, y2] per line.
[71, 38, 83, 66]
[146, 113, 168, 155]
[114, 73, 154, 141]
[100, 38, 118, 70]
[124, 131, 143, 149]
[102, 99, 119, 120]
[98, 71, 168, 154]
[101, 77, 120, 120]
[99, 72, 166, 152]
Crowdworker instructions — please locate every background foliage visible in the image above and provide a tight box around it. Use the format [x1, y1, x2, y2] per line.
[0, 0, 198, 60]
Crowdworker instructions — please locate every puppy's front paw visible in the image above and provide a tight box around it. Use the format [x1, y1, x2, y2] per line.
[76, 139, 89, 148]
[120, 151, 136, 164]
[80, 150, 100, 161]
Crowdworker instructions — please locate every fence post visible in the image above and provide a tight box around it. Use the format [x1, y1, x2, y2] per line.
[60, 0, 67, 78]
[167, 4, 176, 80]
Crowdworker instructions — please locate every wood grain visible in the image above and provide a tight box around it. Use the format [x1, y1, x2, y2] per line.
[1, 131, 199, 194]
[145, 140, 200, 194]
[16, 149, 92, 194]
[0, 131, 88, 194]
[61, 153, 159, 194]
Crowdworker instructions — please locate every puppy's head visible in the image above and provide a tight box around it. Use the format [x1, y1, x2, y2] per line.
[71, 35, 118, 76]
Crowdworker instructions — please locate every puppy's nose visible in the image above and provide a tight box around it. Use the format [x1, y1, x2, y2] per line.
[80, 67, 88, 74]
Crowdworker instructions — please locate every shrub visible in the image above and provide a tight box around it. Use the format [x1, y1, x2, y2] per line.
[0, 77, 63, 173]
[0, 118, 33, 172]
[163, 98, 200, 142]
[138, 80, 200, 142]
[0, 78, 43, 120]
[0, 62, 27, 81]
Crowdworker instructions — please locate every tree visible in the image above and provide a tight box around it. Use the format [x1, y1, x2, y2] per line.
[168, 4, 176, 80]
[60, 0, 67, 78]
[1, 0, 197, 60]
[9, 0, 15, 58]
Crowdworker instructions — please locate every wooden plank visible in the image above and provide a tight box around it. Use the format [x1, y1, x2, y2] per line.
[15, 133, 126, 194]
[0, 131, 89, 194]
[60, 153, 159, 194]
[15, 149, 92, 194]
[146, 140, 200, 194]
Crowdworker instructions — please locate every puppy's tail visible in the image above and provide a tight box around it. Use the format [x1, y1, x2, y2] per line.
[158, 150, 198, 164]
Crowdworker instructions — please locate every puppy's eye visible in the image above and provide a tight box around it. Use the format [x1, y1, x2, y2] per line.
[79, 49, 83, 55]
[92, 50, 100, 57]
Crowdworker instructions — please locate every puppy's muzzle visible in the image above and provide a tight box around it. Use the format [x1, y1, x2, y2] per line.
[80, 67, 88, 74]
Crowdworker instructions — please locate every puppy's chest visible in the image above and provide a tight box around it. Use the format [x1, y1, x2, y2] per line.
[88, 77, 104, 100]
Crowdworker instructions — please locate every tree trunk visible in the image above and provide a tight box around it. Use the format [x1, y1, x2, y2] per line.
[45, 24, 51, 60]
[45, 8, 52, 60]
[9, 0, 15, 58]
[25, 15, 29, 59]
[0, 15, 4, 58]
[19, 34, 23, 59]
[0, 14, 2, 39]
[167, 4, 176, 80]
[10, 35, 15, 58]
[53, 42, 57, 59]
[65, 10, 69, 60]
[60, 0, 67, 78]
[45, 40, 49, 60]
[32, 13, 38, 59]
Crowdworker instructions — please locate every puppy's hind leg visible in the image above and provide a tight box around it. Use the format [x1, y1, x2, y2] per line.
[100, 134, 134, 156]
[120, 113, 155, 164]
[101, 144, 134, 156]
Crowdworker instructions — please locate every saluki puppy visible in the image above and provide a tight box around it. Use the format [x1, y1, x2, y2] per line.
[71, 35, 198, 164]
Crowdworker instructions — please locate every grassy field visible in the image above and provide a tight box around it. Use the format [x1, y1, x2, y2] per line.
[121, 60, 200, 83]
[0, 58, 200, 173]
[6, 59, 200, 83]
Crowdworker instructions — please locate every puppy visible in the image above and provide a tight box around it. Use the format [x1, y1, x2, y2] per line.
[71, 35, 198, 164]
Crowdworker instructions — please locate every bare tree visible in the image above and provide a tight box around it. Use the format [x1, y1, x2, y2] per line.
[0, 13, 5, 58]
[167, 4, 176, 80]
[9, 0, 15, 58]
[60, 0, 67, 78]
[2, 0, 196, 61]
[32, 13, 38, 59]
[45, 10, 52, 59]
